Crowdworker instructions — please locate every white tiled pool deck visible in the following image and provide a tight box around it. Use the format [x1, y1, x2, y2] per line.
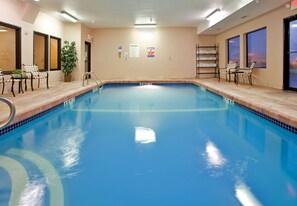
[1, 78, 297, 129]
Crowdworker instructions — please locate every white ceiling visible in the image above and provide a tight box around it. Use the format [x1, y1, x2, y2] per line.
[19, 0, 290, 34]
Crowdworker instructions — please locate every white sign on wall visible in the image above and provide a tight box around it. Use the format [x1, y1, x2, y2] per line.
[129, 44, 140, 58]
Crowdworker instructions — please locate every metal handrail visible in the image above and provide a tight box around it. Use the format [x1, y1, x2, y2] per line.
[90, 72, 102, 85]
[82, 71, 102, 87]
[0, 97, 16, 129]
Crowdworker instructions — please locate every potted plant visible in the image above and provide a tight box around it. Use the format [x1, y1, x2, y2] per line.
[12, 69, 26, 77]
[61, 41, 78, 82]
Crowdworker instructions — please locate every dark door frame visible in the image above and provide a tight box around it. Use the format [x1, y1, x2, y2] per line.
[85, 41, 91, 73]
[284, 14, 297, 91]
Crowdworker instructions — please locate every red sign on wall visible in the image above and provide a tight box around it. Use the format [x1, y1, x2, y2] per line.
[292, 0, 297, 9]
[147, 47, 155, 58]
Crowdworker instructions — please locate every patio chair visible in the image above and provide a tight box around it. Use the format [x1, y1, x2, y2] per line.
[238, 61, 256, 85]
[22, 64, 49, 91]
[0, 69, 21, 97]
[218, 62, 237, 82]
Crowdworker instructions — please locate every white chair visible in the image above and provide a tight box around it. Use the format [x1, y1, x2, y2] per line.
[0, 69, 4, 94]
[218, 62, 237, 82]
[22, 64, 49, 91]
[238, 61, 256, 85]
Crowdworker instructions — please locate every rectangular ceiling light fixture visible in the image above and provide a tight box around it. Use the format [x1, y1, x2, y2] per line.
[134, 23, 157, 28]
[206, 9, 221, 21]
[61, 11, 78, 23]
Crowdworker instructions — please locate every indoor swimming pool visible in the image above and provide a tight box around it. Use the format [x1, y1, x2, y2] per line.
[0, 83, 297, 206]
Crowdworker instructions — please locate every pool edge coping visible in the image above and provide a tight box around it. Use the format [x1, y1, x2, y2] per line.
[1, 79, 297, 136]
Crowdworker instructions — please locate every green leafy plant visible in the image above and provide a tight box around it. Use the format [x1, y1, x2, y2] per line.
[12, 69, 26, 77]
[61, 41, 78, 76]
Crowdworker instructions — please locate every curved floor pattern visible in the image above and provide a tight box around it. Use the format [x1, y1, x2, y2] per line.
[0, 155, 28, 206]
[7, 149, 64, 206]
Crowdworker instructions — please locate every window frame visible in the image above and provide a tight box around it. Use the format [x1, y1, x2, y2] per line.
[33, 31, 49, 71]
[0, 21, 21, 73]
[227, 35, 240, 67]
[246, 27, 267, 68]
[50, 36, 61, 71]
[284, 14, 297, 91]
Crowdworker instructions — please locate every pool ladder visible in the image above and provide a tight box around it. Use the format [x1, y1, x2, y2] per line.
[0, 97, 16, 129]
[82, 71, 102, 88]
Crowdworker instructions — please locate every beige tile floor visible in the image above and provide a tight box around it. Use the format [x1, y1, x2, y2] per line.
[1, 78, 297, 129]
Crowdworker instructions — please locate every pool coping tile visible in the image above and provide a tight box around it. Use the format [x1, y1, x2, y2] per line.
[1, 78, 297, 136]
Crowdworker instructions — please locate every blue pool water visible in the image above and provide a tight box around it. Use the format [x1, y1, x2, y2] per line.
[0, 83, 297, 206]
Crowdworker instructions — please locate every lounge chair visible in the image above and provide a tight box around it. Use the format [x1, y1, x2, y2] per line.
[218, 62, 237, 82]
[22, 64, 49, 91]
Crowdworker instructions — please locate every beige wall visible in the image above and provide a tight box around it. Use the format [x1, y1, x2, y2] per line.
[215, 6, 297, 89]
[197, 35, 216, 45]
[92, 28, 196, 80]
[63, 23, 82, 81]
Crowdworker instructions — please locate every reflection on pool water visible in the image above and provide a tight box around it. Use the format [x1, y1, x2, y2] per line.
[0, 83, 297, 206]
[203, 141, 227, 168]
[135, 127, 156, 144]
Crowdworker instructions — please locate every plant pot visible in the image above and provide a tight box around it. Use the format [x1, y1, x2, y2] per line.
[64, 75, 72, 82]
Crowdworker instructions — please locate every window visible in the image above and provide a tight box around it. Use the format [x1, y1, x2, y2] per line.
[34, 32, 48, 71]
[246, 28, 267, 68]
[50, 36, 61, 70]
[0, 22, 21, 72]
[228, 36, 240, 67]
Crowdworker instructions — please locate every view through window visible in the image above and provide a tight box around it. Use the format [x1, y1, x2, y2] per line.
[228, 36, 240, 67]
[246, 28, 267, 68]
[34, 32, 48, 71]
[0, 22, 21, 72]
[50, 36, 61, 70]
[289, 19, 297, 88]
